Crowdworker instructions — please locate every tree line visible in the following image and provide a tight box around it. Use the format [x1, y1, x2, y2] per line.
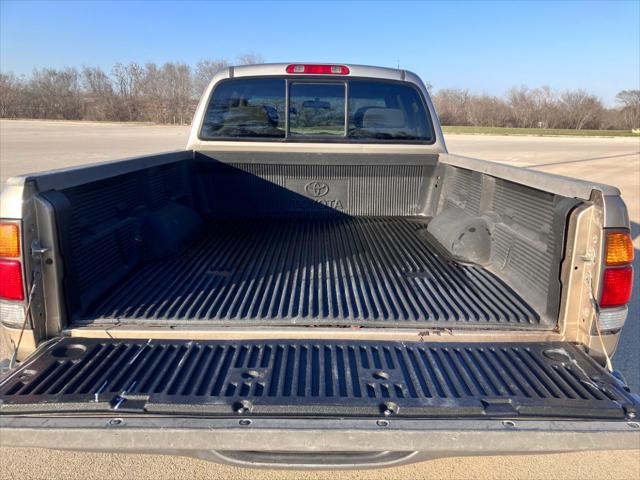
[431, 86, 639, 130]
[1, 58, 638, 130]
[0, 54, 263, 124]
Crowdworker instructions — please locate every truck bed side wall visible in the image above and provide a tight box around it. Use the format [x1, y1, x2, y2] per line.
[429, 162, 580, 324]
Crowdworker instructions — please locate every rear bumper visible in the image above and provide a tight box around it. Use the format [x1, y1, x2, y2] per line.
[2, 416, 639, 468]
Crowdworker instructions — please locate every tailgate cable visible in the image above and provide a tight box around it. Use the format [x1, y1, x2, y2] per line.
[586, 273, 613, 372]
[9, 271, 39, 370]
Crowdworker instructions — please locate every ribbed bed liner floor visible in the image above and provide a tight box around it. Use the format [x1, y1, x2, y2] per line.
[82, 217, 543, 328]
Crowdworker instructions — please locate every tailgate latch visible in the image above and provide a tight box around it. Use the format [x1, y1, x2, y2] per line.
[30, 240, 49, 257]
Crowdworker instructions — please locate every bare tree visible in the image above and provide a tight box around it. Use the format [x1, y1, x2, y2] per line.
[192, 53, 263, 98]
[530, 86, 560, 128]
[161, 62, 192, 124]
[0, 73, 27, 118]
[139, 63, 166, 123]
[506, 86, 538, 128]
[82, 66, 116, 120]
[111, 63, 144, 121]
[27, 67, 83, 119]
[193, 59, 229, 99]
[559, 90, 604, 130]
[615, 90, 640, 129]
[237, 53, 265, 65]
[432, 89, 471, 126]
[466, 94, 512, 127]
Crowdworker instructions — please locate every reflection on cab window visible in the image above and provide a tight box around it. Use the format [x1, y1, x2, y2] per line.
[201, 78, 286, 138]
[347, 80, 431, 141]
[289, 83, 345, 137]
[200, 77, 433, 143]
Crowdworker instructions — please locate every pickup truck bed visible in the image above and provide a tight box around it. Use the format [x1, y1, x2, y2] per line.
[83, 216, 539, 327]
[2, 64, 636, 466]
[36, 153, 566, 330]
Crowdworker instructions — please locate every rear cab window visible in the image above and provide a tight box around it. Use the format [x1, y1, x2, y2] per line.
[289, 83, 345, 137]
[200, 77, 434, 143]
[200, 78, 286, 139]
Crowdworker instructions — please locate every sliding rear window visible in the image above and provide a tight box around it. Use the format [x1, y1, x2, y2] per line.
[200, 78, 286, 139]
[200, 78, 433, 143]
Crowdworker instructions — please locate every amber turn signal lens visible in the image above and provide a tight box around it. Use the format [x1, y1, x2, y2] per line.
[605, 231, 634, 266]
[0, 223, 20, 258]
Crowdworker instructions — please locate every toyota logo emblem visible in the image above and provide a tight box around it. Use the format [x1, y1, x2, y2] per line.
[305, 181, 330, 198]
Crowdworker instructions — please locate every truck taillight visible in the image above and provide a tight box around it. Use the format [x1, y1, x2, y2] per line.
[286, 64, 350, 75]
[0, 222, 20, 257]
[597, 230, 634, 331]
[600, 266, 633, 308]
[0, 259, 24, 301]
[0, 221, 25, 301]
[605, 232, 633, 266]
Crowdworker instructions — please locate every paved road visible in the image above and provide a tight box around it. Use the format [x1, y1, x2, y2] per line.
[1, 120, 639, 480]
[0, 120, 188, 183]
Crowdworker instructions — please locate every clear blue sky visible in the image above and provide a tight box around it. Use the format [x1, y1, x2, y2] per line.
[1, 0, 638, 105]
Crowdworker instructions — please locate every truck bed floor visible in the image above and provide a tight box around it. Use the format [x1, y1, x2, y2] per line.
[82, 217, 543, 328]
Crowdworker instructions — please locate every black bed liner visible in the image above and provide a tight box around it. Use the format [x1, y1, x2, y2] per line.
[79, 217, 544, 328]
[1, 338, 636, 419]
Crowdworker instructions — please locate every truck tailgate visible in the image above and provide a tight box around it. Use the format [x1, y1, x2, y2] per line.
[1, 337, 637, 419]
[1, 337, 638, 467]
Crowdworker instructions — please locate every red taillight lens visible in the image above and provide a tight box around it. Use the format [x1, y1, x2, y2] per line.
[600, 266, 633, 308]
[286, 64, 350, 75]
[0, 259, 24, 301]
